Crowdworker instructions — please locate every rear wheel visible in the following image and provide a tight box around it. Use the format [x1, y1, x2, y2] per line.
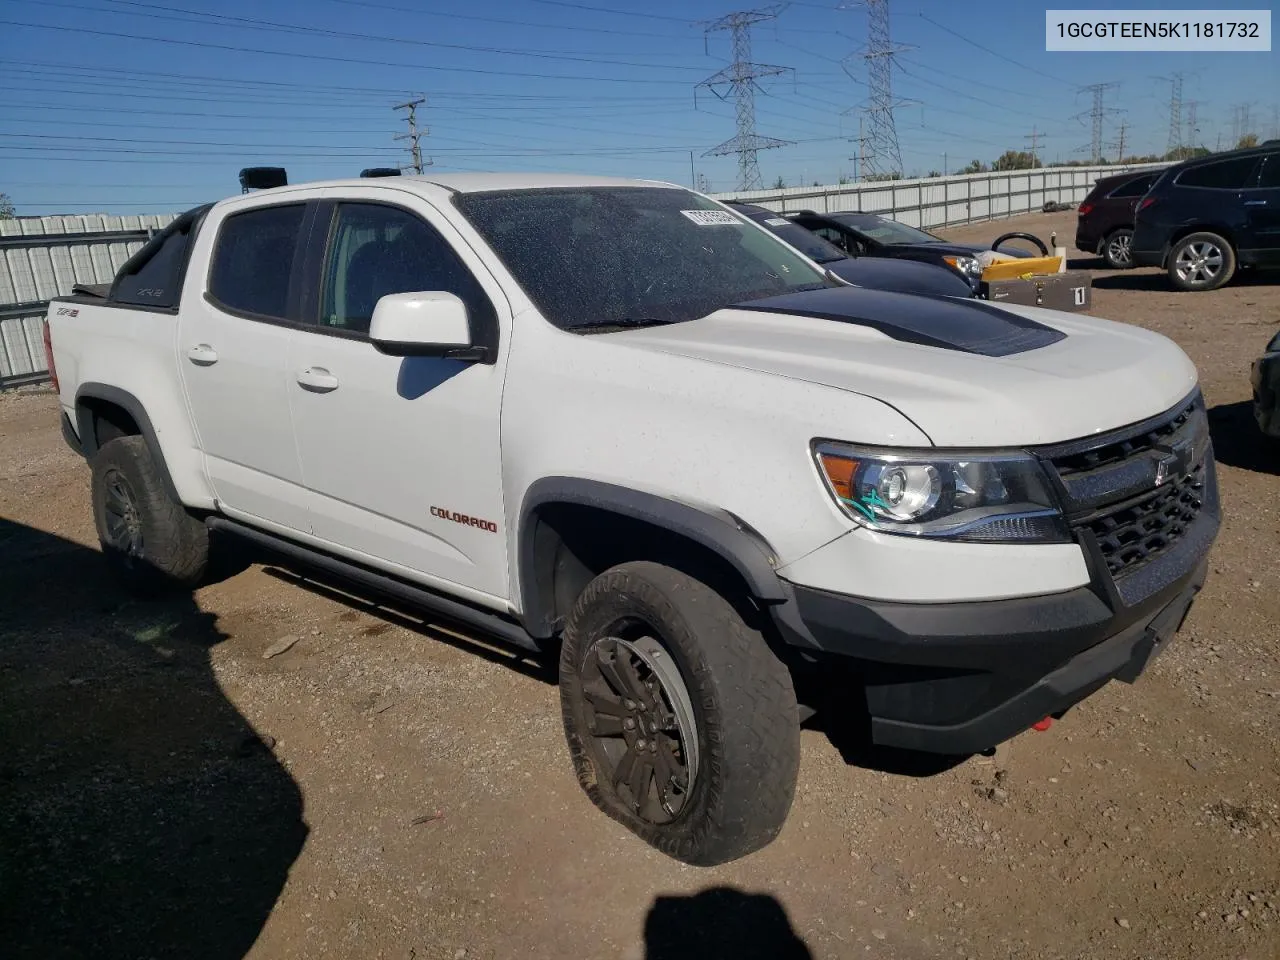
[91, 436, 208, 592]
[1102, 228, 1134, 269]
[1168, 232, 1235, 291]
[559, 561, 801, 866]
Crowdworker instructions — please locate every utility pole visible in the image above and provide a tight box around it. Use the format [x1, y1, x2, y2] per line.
[1025, 126, 1043, 167]
[695, 5, 793, 192]
[394, 97, 429, 174]
[846, 113, 871, 181]
[1230, 102, 1254, 145]
[1073, 81, 1121, 163]
[1114, 120, 1127, 163]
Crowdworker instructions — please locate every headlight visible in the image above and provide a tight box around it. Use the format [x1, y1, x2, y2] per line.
[943, 255, 982, 277]
[813, 441, 1069, 543]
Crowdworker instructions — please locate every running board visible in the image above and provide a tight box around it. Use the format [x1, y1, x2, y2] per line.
[205, 517, 543, 654]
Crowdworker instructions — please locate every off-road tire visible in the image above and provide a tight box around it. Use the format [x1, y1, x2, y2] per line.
[1167, 231, 1236, 292]
[90, 435, 208, 592]
[559, 561, 801, 866]
[1101, 228, 1134, 269]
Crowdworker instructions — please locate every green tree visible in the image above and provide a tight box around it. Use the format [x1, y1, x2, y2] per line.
[958, 159, 988, 174]
[1164, 145, 1211, 162]
[0, 193, 14, 219]
[1236, 133, 1259, 149]
[863, 171, 901, 182]
[925, 169, 942, 178]
[772, 175, 786, 189]
[992, 150, 1037, 171]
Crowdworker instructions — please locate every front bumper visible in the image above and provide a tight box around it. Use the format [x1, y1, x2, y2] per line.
[1252, 353, 1280, 437]
[771, 402, 1220, 755]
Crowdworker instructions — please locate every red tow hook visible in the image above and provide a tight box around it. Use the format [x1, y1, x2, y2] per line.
[1031, 716, 1054, 732]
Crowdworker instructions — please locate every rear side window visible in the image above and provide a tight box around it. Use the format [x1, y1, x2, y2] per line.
[1255, 153, 1280, 188]
[1175, 156, 1261, 190]
[112, 213, 201, 308]
[208, 204, 307, 320]
[1109, 174, 1156, 198]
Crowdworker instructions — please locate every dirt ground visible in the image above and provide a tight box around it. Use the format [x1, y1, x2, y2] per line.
[2, 210, 1279, 960]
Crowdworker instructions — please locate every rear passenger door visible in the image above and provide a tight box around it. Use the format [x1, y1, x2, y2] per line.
[286, 191, 511, 605]
[1244, 151, 1280, 265]
[178, 199, 312, 533]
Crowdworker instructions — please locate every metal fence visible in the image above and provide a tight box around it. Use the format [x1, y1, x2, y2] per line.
[0, 214, 177, 387]
[712, 161, 1168, 228]
[1, 161, 1166, 388]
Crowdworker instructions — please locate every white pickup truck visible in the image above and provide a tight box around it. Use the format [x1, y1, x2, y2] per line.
[45, 173, 1219, 865]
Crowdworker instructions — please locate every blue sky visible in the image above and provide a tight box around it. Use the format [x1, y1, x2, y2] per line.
[0, 0, 1276, 213]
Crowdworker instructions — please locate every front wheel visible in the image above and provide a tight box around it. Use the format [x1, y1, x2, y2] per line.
[1102, 228, 1134, 269]
[559, 561, 801, 866]
[1168, 232, 1236, 291]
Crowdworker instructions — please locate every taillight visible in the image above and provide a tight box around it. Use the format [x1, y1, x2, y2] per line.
[1138, 197, 1158, 212]
[42, 318, 60, 393]
[1078, 201, 1094, 216]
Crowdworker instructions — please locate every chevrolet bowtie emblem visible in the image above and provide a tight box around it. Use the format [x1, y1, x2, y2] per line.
[1154, 437, 1195, 487]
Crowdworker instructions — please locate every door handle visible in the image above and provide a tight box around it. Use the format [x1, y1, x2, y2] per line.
[186, 344, 218, 366]
[297, 367, 339, 393]
[1244, 199, 1268, 206]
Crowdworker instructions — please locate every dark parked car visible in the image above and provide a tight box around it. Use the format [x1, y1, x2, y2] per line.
[786, 210, 1033, 293]
[1253, 328, 1280, 438]
[1075, 169, 1160, 268]
[1132, 143, 1280, 291]
[725, 201, 975, 298]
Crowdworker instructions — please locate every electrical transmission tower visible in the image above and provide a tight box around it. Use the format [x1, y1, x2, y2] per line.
[839, 0, 912, 179]
[394, 97, 430, 175]
[1112, 120, 1128, 163]
[1025, 127, 1043, 167]
[696, 5, 793, 192]
[1229, 102, 1256, 145]
[1073, 82, 1121, 163]
[1182, 100, 1202, 152]
[1162, 72, 1184, 154]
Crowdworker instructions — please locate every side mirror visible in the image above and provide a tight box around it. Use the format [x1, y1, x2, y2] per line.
[369, 291, 489, 361]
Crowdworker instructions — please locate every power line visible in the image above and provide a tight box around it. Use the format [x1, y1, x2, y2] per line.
[1025, 127, 1043, 166]
[915, 12, 1072, 86]
[0, 18, 704, 85]
[696, 5, 794, 192]
[394, 97, 430, 174]
[31, 0, 717, 71]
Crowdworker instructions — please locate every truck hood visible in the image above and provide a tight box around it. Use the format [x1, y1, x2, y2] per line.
[614, 287, 1198, 447]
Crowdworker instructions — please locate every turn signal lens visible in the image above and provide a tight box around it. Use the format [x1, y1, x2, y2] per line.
[817, 450, 856, 501]
[1078, 201, 1094, 216]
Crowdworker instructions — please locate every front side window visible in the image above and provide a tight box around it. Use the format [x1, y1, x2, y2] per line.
[319, 203, 490, 336]
[453, 187, 828, 330]
[1176, 156, 1261, 190]
[207, 204, 306, 320]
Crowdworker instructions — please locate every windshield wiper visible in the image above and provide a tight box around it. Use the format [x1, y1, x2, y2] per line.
[569, 317, 682, 333]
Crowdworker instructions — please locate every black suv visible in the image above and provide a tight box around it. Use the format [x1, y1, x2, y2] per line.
[1132, 144, 1280, 291]
[1075, 169, 1160, 269]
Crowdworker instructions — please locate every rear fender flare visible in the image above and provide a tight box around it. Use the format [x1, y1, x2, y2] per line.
[74, 383, 180, 502]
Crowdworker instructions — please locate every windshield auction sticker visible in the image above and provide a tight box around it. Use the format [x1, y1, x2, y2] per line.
[681, 210, 743, 226]
[1045, 9, 1271, 51]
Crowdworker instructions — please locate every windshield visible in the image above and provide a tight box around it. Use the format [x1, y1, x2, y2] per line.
[750, 214, 848, 263]
[453, 187, 829, 330]
[833, 213, 943, 246]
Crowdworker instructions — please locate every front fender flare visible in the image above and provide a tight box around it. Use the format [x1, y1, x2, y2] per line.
[517, 477, 787, 637]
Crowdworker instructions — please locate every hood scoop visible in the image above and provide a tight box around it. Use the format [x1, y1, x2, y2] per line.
[734, 287, 1067, 358]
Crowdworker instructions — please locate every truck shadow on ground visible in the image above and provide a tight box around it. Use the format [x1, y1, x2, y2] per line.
[0, 518, 307, 960]
[265, 561, 961, 778]
[643, 886, 812, 960]
[1092, 269, 1278, 293]
[1208, 400, 1280, 476]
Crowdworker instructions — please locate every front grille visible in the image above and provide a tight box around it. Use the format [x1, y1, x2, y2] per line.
[1041, 392, 1212, 582]
[1052, 397, 1197, 476]
[1084, 462, 1205, 576]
